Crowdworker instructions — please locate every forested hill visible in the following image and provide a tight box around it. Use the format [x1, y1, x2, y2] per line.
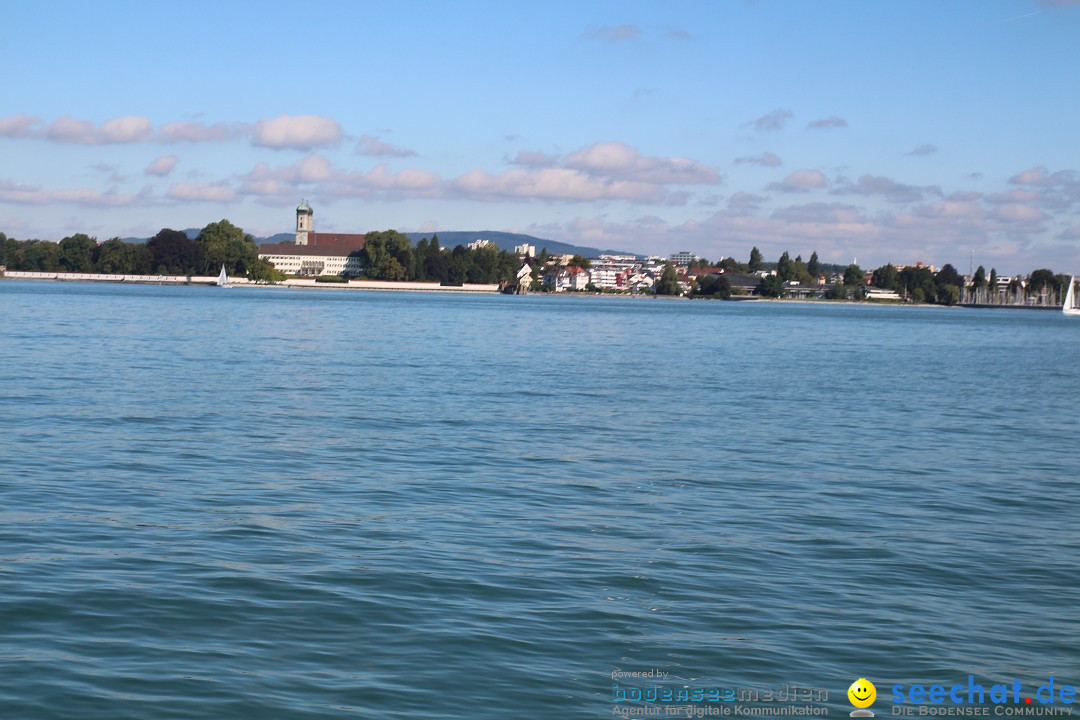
[403, 231, 632, 258]
[121, 228, 630, 258]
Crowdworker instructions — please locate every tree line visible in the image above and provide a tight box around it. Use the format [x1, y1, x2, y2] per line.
[0, 221, 277, 280]
[689, 246, 1074, 306]
[358, 232, 523, 285]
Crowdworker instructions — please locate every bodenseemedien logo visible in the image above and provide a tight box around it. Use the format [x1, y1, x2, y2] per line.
[849, 678, 877, 717]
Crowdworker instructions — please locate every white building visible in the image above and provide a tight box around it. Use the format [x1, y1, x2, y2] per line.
[468, 239, 496, 251]
[667, 251, 699, 266]
[258, 202, 367, 276]
[587, 254, 639, 289]
[546, 266, 591, 292]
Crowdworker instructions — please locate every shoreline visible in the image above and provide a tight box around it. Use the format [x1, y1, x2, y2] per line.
[0, 271, 500, 293]
[1, 272, 1065, 310]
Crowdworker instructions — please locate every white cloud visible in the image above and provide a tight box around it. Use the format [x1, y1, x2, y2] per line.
[450, 167, 665, 203]
[767, 170, 829, 193]
[145, 155, 179, 176]
[734, 152, 782, 167]
[831, 174, 936, 203]
[807, 116, 848, 130]
[159, 121, 237, 143]
[0, 179, 142, 206]
[564, 141, 720, 184]
[1009, 166, 1077, 187]
[99, 116, 154, 144]
[510, 150, 559, 167]
[238, 155, 440, 202]
[771, 202, 867, 225]
[726, 192, 768, 212]
[166, 182, 237, 203]
[584, 24, 641, 42]
[752, 109, 793, 132]
[43, 115, 153, 144]
[355, 134, 417, 157]
[251, 114, 342, 150]
[991, 203, 1046, 223]
[0, 114, 42, 138]
[906, 144, 939, 156]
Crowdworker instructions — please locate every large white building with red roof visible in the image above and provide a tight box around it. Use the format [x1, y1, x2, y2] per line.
[258, 202, 367, 276]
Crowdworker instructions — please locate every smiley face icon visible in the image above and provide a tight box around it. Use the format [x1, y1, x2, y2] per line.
[848, 678, 877, 709]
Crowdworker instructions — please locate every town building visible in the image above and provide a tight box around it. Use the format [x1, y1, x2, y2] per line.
[546, 265, 591, 292]
[588, 254, 639, 290]
[258, 202, 367, 276]
[667, 251, 699, 266]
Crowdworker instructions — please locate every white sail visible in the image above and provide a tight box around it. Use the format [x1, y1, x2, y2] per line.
[1065, 276, 1079, 316]
[217, 265, 229, 287]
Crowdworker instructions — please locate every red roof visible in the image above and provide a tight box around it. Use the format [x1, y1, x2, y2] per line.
[259, 231, 367, 257]
[259, 243, 360, 257]
[307, 232, 366, 250]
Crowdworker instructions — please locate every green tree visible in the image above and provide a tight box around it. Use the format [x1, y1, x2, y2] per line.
[938, 284, 961, 305]
[935, 264, 963, 304]
[383, 257, 407, 281]
[807, 251, 820, 279]
[197, 219, 258, 275]
[469, 244, 500, 283]
[445, 246, 468, 285]
[748, 246, 763, 272]
[358, 230, 413, 280]
[22, 240, 61, 272]
[824, 283, 848, 300]
[775, 251, 793, 281]
[413, 238, 429, 279]
[247, 257, 285, 283]
[972, 265, 987, 289]
[148, 228, 203, 274]
[2, 234, 24, 269]
[95, 238, 131, 273]
[719, 256, 747, 274]
[1027, 268, 1057, 295]
[900, 265, 936, 303]
[568, 254, 592, 269]
[756, 274, 785, 298]
[58, 233, 97, 272]
[128, 243, 153, 274]
[692, 274, 732, 299]
[790, 255, 812, 284]
[655, 263, 681, 295]
[423, 242, 448, 282]
[871, 264, 900, 291]
[843, 263, 865, 287]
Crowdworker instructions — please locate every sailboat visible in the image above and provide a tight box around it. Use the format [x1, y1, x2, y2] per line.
[1064, 276, 1079, 316]
[217, 265, 230, 288]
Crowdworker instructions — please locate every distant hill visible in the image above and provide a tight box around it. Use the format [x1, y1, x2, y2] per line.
[127, 229, 292, 244]
[255, 233, 294, 245]
[403, 231, 637, 259]
[124, 228, 638, 259]
[122, 228, 197, 244]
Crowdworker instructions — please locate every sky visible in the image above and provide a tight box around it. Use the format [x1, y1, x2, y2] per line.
[2, 0, 1079, 275]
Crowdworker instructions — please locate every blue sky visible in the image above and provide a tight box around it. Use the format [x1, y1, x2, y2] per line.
[2, 0, 1079, 274]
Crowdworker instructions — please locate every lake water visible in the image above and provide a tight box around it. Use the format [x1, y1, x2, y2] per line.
[1, 280, 1078, 719]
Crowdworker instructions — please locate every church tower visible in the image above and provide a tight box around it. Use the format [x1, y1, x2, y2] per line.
[296, 200, 313, 245]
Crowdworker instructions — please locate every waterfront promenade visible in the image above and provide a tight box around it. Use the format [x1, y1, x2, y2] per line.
[2, 271, 500, 293]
